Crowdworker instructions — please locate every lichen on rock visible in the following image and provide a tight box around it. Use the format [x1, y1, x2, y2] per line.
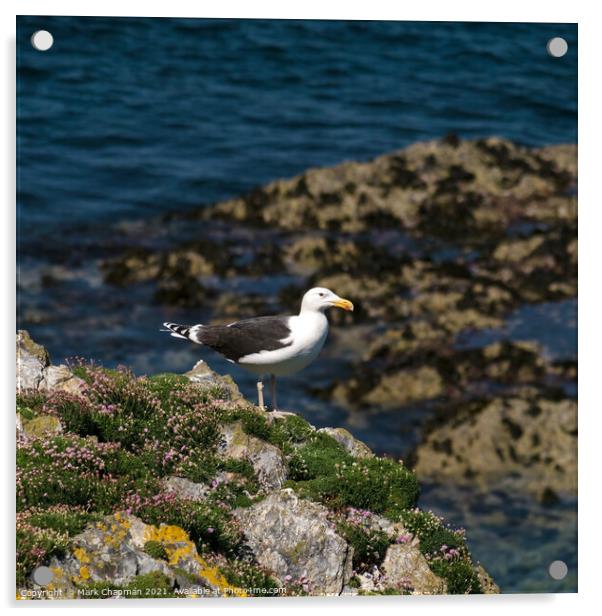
[16, 332, 498, 598]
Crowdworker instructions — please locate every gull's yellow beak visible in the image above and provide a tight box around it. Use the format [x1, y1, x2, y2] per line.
[332, 298, 354, 312]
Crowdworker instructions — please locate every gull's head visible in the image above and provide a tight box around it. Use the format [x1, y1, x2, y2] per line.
[300, 287, 354, 314]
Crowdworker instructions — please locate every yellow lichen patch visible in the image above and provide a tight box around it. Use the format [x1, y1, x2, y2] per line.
[144, 524, 246, 598]
[79, 566, 90, 580]
[73, 547, 90, 564]
[146, 524, 189, 544]
[196, 558, 246, 597]
[103, 512, 132, 549]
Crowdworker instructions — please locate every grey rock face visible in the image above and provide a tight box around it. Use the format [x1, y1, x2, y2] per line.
[17, 330, 49, 391]
[317, 427, 374, 459]
[218, 421, 287, 490]
[17, 330, 85, 395]
[381, 542, 447, 595]
[234, 489, 353, 595]
[185, 360, 243, 401]
[162, 476, 211, 502]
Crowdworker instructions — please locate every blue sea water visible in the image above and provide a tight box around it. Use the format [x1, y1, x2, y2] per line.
[17, 16, 577, 594]
[18, 17, 576, 238]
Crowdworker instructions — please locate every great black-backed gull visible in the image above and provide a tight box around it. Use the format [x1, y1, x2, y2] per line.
[162, 287, 353, 413]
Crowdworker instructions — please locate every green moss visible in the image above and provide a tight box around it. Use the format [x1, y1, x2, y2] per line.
[144, 540, 168, 561]
[288, 456, 419, 517]
[240, 410, 272, 441]
[219, 458, 256, 480]
[17, 407, 35, 421]
[430, 559, 482, 594]
[288, 432, 351, 480]
[268, 414, 314, 452]
[16, 391, 47, 416]
[336, 522, 391, 572]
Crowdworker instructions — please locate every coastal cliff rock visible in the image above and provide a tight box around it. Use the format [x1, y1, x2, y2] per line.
[16, 332, 497, 599]
[17, 330, 85, 396]
[218, 421, 287, 490]
[381, 542, 447, 594]
[42, 512, 243, 599]
[233, 489, 353, 595]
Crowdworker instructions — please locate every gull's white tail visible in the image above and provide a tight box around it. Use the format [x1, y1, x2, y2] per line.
[161, 322, 204, 344]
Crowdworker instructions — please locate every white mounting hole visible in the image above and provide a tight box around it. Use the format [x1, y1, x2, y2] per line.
[548, 560, 568, 580]
[547, 37, 568, 58]
[31, 30, 54, 51]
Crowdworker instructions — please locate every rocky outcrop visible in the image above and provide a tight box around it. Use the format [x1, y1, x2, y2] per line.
[16, 332, 498, 599]
[233, 489, 353, 595]
[17, 330, 85, 395]
[412, 395, 577, 501]
[17, 330, 49, 391]
[38, 512, 244, 599]
[184, 359, 243, 401]
[162, 476, 211, 502]
[381, 542, 447, 594]
[317, 427, 374, 459]
[218, 421, 287, 490]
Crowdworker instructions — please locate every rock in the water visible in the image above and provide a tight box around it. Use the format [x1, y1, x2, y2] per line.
[234, 489, 353, 595]
[381, 541, 447, 595]
[413, 396, 577, 497]
[317, 427, 374, 459]
[218, 421, 286, 490]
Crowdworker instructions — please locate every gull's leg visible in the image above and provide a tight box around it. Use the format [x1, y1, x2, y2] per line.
[266, 373, 295, 420]
[256, 377, 265, 410]
[270, 374, 277, 411]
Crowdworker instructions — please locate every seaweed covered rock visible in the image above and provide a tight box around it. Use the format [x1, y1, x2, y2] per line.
[412, 395, 577, 501]
[204, 138, 576, 235]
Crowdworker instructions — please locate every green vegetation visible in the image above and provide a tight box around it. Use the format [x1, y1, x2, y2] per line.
[222, 559, 282, 596]
[336, 521, 391, 573]
[144, 540, 168, 561]
[16, 362, 486, 596]
[287, 454, 420, 517]
[400, 509, 467, 556]
[430, 559, 482, 594]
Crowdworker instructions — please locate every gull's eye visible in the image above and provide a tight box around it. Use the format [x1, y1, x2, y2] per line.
[318, 292, 325, 297]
